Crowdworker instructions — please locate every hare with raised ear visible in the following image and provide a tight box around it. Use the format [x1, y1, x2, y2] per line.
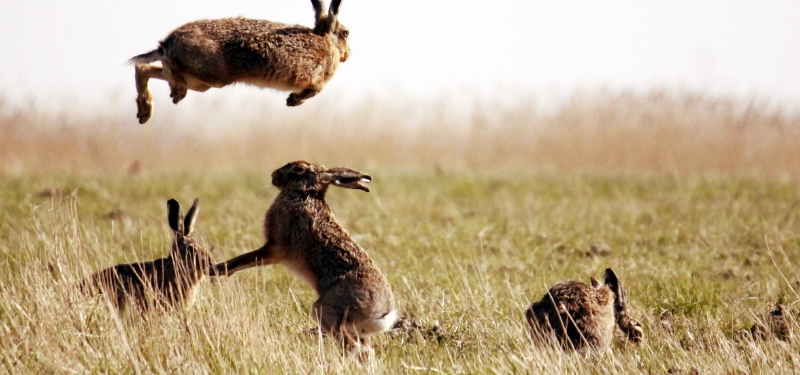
[79, 198, 215, 313]
[130, 0, 350, 124]
[214, 161, 397, 359]
[525, 268, 643, 355]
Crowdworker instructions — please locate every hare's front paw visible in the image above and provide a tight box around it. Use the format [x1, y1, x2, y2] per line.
[170, 86, 187, 104]
[286, 93, 306, 107]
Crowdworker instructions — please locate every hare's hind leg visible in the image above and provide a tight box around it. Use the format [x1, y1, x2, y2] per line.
[286, 88, 320, 107]
[134, 63, 167, 124]
[312, 303, 371, 359]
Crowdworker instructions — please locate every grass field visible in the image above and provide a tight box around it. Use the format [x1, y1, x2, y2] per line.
[2, 171, 799, 373]
[1, 91, 800, 373]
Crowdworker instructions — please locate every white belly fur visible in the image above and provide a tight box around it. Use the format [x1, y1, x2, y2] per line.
[241, 76, 301, 92]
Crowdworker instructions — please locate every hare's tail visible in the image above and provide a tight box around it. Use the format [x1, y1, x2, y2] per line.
[129, 46, 164, 64]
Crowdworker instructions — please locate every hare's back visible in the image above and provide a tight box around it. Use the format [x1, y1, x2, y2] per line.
[165, 17, 309, 60]
[169, 18, 290, 42]
[533, 281, 597, 312]
[101, 259, 174, 289]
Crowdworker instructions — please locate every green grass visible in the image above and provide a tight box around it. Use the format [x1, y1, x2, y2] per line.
[1, 170, 799, 374]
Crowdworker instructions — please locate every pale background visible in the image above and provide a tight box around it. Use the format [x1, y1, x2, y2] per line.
[1, 0, 799, 111]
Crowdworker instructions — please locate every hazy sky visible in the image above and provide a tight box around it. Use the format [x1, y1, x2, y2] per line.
[1, 1, 799, 110]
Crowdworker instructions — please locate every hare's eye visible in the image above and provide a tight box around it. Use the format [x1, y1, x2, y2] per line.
[292, 166, 305, 173]
[340, 30, 349, 38]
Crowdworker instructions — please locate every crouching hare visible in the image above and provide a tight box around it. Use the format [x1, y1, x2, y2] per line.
[130, 0, 350, 124]
[214, 161, 397, 358]
[525, 268, 643, 355]
[79, 198, 214, 313]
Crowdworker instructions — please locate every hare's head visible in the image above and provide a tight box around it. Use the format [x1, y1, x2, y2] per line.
[167, 198, 214, 275]
[272, 161, 371, 194]
[311, 0, 350, 62]
[604, 268, 644, 343]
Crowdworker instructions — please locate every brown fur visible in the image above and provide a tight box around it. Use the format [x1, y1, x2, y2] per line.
[79, 199, 214, 313]
[130, 0, 350, 124]
[525, 268, 643, 354]
[214, 161, 396, 358]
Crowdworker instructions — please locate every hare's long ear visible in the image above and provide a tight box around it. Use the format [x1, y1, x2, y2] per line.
[604, 268, 625, 312]
[311, 0, 323, 21]
[314, 0, 340, 35]
[183, 198, 200, 236]
[167, 199, 184, 235]
[329, 0, 342, 16]
[606, 268, 644, 342]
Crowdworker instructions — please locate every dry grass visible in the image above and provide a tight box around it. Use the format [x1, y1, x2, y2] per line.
[1, 172, 799, 374]
[1, 89, 798, 176]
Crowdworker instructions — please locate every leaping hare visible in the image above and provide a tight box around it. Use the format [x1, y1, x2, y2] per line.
[130, 0, 349, 124]
[214, 161, 397, 358]
[80, 198, 214, 313]
[525, 268, 643, 354]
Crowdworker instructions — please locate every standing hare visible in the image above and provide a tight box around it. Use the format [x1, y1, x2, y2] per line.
[525, 268, 643, 354]
[130, 0, 350, 124]
[80, 198, 214, 313]
[214, 161, 397, 358]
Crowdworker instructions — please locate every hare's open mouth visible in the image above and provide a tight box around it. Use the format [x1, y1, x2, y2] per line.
[332, 175, 371, 192]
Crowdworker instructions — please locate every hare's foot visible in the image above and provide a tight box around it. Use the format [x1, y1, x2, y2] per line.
[352, 342, 374, 363]
[337, 333, 374, 362]
[287, 88, 319, 107]
[136, 91, 153, 124]
[286, 94, 305, 106]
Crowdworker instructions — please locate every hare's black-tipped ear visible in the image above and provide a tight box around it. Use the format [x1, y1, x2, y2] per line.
[183, 198, 200, 236]
[311, 0, 323, 20]
[167, 199, 184, 234]
[604, 268, 619, 290]
[604, 268, 626, 311]
[329, 0, 342, 16]
[605, 268, 622, 294]
[313, 0, 340, 35]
